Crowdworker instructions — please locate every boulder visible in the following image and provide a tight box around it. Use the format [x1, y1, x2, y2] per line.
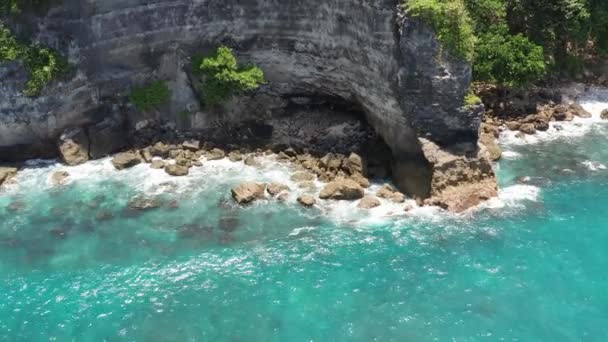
[111, 151, 142, 170]
[0, 167, 18, 186]
[319, 178, 364, 200]
[267, 182, 290, 196]
[87, 118, 128, 159]
[357, 196, 381, 209]
[182, 139, 200, 151]
[58, 128, 89, 166]
[140, 148, 153, 163]
[319, 153, 343, 170]
[244, 155, 261, 166]
[231, 182, 266, 204]
[228, 151, 243, 162]
[535, 120, 550, 131]
[51, 171, 69, 185]
[297, 194, 316, 207]
[505, 121, 521, 131]
[291, 171, 315, 182]
[569, 103, 592, 118]
[601, 109, 608, 120]
[479, 134, 502, 161]
[345, 152, 367, 176]
[164, 164, 189, 176]
[150, 142, 172, 158]
[150, 160, 166, 169]
[350, 173, 370, 188]
[175, 155, 191, 167]
[552, 106, 574, 121]
[206, 148, 225, 161]
[519, 123, 536, 135]
[376, 184, 405, 203]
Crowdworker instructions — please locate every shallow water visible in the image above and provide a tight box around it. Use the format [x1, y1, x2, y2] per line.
[1, 91, 607, 341]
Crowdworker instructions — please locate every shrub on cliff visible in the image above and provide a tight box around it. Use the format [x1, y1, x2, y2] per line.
[0, 22, 69, 96]
[129, 81, 171, 112]
[406, 0, 476, 62]
[195, 46, 265, 106]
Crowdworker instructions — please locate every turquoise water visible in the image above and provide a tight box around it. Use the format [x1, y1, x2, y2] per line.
[1, 107, 607, 341]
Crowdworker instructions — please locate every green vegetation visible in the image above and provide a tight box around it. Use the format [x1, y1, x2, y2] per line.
[129, 81, 171, 112]
[464, 90, 482, 107]
[0, 22, 68, 96]
[194, 46, 265, 106]
[406, 0, 476, 62]
[405, 0, 608, 87]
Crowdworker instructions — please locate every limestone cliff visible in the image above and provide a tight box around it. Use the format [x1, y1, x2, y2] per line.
[0, 0, 495, 208]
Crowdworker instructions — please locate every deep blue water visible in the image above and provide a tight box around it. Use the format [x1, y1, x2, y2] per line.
[0, 100, 607, 341]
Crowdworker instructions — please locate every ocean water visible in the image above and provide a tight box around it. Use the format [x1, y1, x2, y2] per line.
[0, 90, 607, 341]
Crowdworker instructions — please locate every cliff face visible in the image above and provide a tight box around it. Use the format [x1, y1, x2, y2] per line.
[0, 0, 494, 205]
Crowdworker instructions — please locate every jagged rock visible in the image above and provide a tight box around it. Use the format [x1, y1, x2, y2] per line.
[51, 171, 69, 185]
[150, 160, 165, 169]
[417, 139, 497, 213]
[206, 148, 225, 161]
[231, 182, 266, 204]
[267, 182, 290, 196]
[291, 171, 315, 182]
[0, 167, 17, 186]
[111, 151, 142, 170]
[357, 196, 381, 209]
[297, 195, 316, 207]
[479, 134, 502, 161]
[168, 149, 184, 159]
[244, 155, 261, 166]
[228, 151, 243, 162]
[182, 139, 200, 151]
[480, 123, 500, 138]
[519, 123, 537, 135]
[319, 178, 364, 200]
[164, 164, 189, 176]
[350, 173, 370, 188]
[569, 103, 592, 118]
[345, 152, 367, 176]
[58, 128, 89, 166]
[601, 109, 608, 120]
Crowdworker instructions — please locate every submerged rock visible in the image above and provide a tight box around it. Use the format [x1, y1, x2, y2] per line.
[164, 164, 189, 176]
[231, 182, 266, 204]
[127, 196, 161, 210]
[319, 178, 364, 200]
[297, 194, 316, 207]
[58, 128, 89, 166]
[51, 171, 70, 185]
[357, 196, 381, 209]
[111, 151, 142, 170]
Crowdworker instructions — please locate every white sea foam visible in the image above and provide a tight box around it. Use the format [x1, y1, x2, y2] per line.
[501, 150, 522, 159]
[499, 86, 608, 146]
[581, 160, 607, 171]
[481, 184, 541, 210]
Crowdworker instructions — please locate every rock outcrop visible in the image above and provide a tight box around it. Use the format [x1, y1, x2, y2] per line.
[0, 0, 493, 211]
[58, 128, 89, 166]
